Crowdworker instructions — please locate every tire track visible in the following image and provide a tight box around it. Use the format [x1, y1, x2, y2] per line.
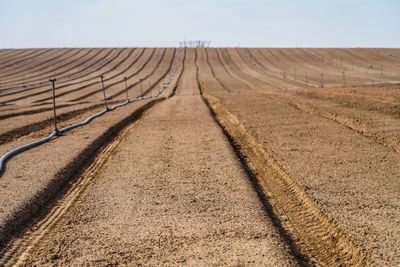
[0, 99, 164, 266]
[274, 94, 400, 153]
[197, 62, 370, 265]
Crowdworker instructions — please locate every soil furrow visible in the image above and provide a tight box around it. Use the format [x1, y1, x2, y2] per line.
[0, 48, 83, 86]
[0, 49, 54, 73]
[33, 48, 155, 103]
[204, 48, 231, 93]
[70, 48, 168, 102]
[0, 48, 144, 102]
[0, 48, 101, 95]
[0, 48, 113, 103]
[0, 50, 38, 67]
[0, 98, 164, 266]
[199, 89, 370, 266]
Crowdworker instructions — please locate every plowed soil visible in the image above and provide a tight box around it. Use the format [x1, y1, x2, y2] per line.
[0, 47, 399, 266]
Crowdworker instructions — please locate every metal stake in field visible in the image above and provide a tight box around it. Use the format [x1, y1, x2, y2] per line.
[149, 81, 152, 98]
[320, 74, 324, 88]
[343, 71, 346, 86]
[293, 69, 296, 80]
[124, 77, 129, 101]
[140, 79, 143, 99]
[369, 65, 374, 83]
[49, 77, 60, 135]
[100, 75, 109, 110]
[305, 72, 308, 83]
[381, 64, 383, 75]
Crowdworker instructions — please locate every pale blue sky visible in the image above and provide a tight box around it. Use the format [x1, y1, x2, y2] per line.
[0, 0, 399, 48]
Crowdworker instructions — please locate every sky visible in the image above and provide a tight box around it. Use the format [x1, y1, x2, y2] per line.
[0, 0, 399, 48]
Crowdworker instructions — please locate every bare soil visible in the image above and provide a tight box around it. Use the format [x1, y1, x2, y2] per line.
[196, 47, 400, 265]
[0, 47, 399, 265]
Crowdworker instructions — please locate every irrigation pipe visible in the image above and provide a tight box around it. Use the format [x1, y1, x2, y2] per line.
[0, 48, 184, 177]
[364, 81, 400, 85]
[0, 130, 59, 175]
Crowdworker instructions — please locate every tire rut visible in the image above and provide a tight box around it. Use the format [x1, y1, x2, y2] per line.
[199, 89, 370, 266]
[196, 48, 370, 265]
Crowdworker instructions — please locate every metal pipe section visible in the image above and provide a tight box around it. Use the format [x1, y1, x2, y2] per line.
[320, 74, 324, 88]
[100, 75, 109, 111]
[149, 82, 152, 98]
[49, 78, 60, 135]
[0, 130, 58, 174]
[124, 77, 129, 101]
[343, 71, 346, 86]
[140, 79, 143, 99]
[59, 109, 108, 133]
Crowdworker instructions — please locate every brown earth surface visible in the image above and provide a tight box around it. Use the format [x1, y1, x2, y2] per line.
[13, 49, 298, 266]
[0, 47, 399, 265]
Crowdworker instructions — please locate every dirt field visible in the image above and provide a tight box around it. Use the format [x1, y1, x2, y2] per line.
[0, 47, 399, 265]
